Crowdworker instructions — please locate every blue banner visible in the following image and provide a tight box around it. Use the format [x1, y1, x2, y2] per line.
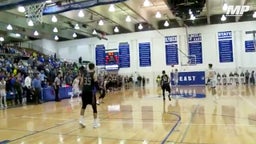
[95, 45, 105, 66]
[139, 42, 151, 67]
[119, 42, 130, 68]
[172, 71, 205, 85]
[218, 31, 233, 63]
[43, 0, 127, 15]
[245, 40, 256, 52]
[165, 36, 179, 65]
[188, 33, 203, 64]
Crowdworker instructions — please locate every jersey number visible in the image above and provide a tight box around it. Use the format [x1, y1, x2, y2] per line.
[84, 77, 92, 86]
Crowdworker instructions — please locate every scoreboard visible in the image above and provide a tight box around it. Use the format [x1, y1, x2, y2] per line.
[105, 51, 119, 71]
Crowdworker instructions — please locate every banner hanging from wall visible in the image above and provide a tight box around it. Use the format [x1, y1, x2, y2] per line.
[218, 31, 234, 63]
[245, 40, 256, 52]
[95, 45, 105, 66]
[139, 42, 151, 67]
[118, 42, 130, 68]
[165, 36, 179, 65]
[188, 33, 203, 64]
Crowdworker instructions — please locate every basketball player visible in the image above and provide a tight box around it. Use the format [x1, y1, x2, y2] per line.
[207, 64, 216, 94]
[0, 77, 7, 109]
[79, 63, 100, 128]
[97, 75, 107, 105]
[70, 72, 81, 102]
[161, 70, 171, 101]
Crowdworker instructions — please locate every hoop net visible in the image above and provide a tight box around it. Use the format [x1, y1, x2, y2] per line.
[25, 2, 46, 24]
[181, 55, 197, 66]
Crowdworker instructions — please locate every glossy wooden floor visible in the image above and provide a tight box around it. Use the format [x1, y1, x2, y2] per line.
[1, 85, 256, 144]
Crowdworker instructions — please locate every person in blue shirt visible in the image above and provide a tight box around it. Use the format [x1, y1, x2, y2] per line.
[32, 73, 41, 104]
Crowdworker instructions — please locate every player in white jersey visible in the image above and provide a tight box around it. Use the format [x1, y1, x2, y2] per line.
[70, 72, 82, 102]
[207, 64, 216, 95]
[0, 77, 7, 109]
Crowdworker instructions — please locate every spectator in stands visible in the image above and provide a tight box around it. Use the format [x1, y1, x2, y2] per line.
[245, 70, 250, 85]
[54, 72, 61, 102]
[142, 76, 146, 87]
[15, 72, 23, 105]
[0, 76, 7, 109]
[24, 74, 32, 104]
[32, 73, 41, 104]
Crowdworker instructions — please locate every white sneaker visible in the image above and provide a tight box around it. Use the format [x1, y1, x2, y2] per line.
[93, 120, 100, 128]
[79, 119, 85, 128]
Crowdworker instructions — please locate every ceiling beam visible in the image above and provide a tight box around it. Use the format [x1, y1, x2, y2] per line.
[122, 1, 158, 29]
[236, 0, 249, 22]
[206, 0, 211, 24]
[89, 4, 135, 33]
[56, 13, 95, 37]
[1, 11, 74, 40]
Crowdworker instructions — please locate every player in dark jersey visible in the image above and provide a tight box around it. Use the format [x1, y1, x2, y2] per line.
[97, 75, 107, 105]
[161, 70, 171, 101]
[79, 63, 100, 128]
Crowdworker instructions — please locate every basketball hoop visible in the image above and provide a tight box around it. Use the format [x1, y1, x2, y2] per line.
[25, 2, 46, 24]
[181, 55, 197, 66]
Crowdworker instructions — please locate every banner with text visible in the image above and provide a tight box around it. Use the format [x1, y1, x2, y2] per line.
[218, 31, 234, 63]
[118, 42, 130, 68]
[245, 40, 256, 52]
[95, 45, 105, 66]
[139, 42, 151, 67]
[165, 36, 179, 65]
[174, 71, 205, 85]
[188, 33, 203, 64]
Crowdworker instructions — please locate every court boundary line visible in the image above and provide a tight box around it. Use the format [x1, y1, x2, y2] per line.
[178, 104, 199, 143]
[9, 119, 78, 142]
[238, 95, 256, 110]
[160, 112, 181, 144]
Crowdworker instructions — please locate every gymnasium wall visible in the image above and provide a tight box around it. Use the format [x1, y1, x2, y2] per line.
[21, 39, 57, 56]
[56, 21, 256, 76]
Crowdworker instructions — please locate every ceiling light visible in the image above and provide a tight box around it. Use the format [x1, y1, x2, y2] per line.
[45, 0, 52, 3]
[190, 14, 196, 20]
[221, 14, 226, 21]
[114, 26, 119, 33]
[73, 33, 77, 38]
[126, 15, 131, 22]
[53, 27, 58, 33]
[155, 11, 161, 18]
[51, 15, 57, 23]
[108, 4, 115, 12]
[15, 33, 21, 37]
[54, 35, 59, 40]
[223, 3, 228, 11]
[34, 30, 39, 36]
[189, 9, 192, 15]
[143, 0, 152, 7]
[138, 24, 143, 30]
[98, 20, 104, 26]
[74, 24, 80, 29]
[92, 29, 97, 35]
[28, 19, 34, 26]
[0, 37, 4, 42]
[7, 24, 13, 30]
[78, 10, 84, 17]
[164, 20, 169, 27]
[253, 11, 256, 18]
[17, 6, 25, 13]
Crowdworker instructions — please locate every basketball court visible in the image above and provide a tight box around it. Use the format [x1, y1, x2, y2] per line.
[0, 0, 256, 144]
[1, 85, 256, 144]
